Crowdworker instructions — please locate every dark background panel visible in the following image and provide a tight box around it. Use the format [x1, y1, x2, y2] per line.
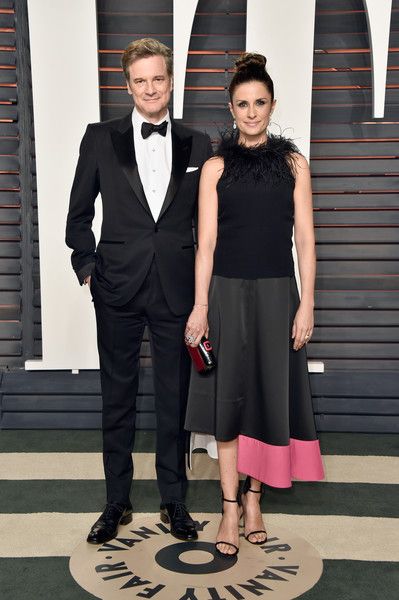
[0, 0, 39, 370]
[0, 0, 398, 432]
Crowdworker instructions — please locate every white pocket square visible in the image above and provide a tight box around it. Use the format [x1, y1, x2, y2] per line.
[186, 166, 199, 172]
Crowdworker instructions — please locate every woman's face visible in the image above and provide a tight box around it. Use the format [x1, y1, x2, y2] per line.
[229, 80, 276, 144]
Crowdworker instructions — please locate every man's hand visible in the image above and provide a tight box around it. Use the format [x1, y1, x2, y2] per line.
[84, 275, 91, 287]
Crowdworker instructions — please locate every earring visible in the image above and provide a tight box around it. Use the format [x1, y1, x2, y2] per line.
[233, 120, 237, 130]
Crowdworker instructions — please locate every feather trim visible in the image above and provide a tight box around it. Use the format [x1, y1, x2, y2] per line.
[216, 130, 299, 186]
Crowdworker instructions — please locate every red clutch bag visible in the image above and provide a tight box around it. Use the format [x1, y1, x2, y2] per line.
[186, 336, 217, 373]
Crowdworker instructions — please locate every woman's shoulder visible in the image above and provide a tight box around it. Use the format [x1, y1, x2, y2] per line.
[289, 151, 310, 181]
[201, 155, 224, 180]
[289, 151, 308, 167]
[266, 135, 305, 180]
[204, 155, 224, 167]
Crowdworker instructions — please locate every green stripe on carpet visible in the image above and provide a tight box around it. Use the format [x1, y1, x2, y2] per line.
[0, 431, 398, 455]
[0, 558, 397, 600]
[0, 480, 398, 518]
[319, 433, 399, 457]
[0, 430, 156, 453]
[0, 557, 96, 600]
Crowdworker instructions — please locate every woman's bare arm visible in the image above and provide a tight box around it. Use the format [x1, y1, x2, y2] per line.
[185, 156, 223, 346]
[292, 153, 316, 350]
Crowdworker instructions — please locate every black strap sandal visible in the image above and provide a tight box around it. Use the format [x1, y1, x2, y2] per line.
[241, 476, 267, 545]
[215, 496, 240, 558]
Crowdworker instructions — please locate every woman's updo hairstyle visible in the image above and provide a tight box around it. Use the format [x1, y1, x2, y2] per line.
[229, 52, 274, 101]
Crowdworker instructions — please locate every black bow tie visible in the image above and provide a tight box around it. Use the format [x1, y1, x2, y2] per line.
[141, 120, 168, 139]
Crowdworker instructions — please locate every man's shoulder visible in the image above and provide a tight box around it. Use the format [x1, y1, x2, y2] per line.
[172, 120, 209, 142]
[87, 112, 132, 133]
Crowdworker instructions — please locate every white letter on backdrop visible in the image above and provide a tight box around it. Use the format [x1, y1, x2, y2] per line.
[173, 0, 199, 119]
[25, 0, 101, 370]
[363, 0, 392, 118]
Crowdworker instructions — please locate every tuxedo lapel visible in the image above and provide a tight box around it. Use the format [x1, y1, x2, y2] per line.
[111, 112, 153, 218]
[158, 121, 192, 220]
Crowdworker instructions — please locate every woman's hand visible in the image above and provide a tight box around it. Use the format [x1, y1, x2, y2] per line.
[185, 305, 209, 347]
[292, 301, 314, 351]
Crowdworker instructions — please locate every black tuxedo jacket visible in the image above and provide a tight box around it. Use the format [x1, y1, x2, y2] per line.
[66, 112, 212, 314]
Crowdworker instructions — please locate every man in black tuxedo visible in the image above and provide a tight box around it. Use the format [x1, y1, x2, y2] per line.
[66, 38, 212, 543]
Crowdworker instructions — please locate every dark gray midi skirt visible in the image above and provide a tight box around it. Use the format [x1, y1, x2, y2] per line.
[185, 275, 325, 487]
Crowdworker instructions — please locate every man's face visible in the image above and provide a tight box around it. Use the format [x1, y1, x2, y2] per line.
[126, 55, 173, 123]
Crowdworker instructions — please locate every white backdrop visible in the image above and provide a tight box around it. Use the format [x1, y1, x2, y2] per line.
[25, 0, 101, 370]
[246, 0, 316, 161]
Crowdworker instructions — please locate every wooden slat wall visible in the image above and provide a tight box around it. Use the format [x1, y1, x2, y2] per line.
[0, 0, 36, 370]
[0, 1, 21, 367]
[309, 0, 399, 431]
[1, 0, 398, 431]
[310, 0, 399, 370]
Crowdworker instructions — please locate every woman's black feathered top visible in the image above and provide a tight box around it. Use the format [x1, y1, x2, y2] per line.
[213, 132, 299, 279]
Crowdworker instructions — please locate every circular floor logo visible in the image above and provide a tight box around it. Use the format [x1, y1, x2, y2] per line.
[69, 516, 323, 600]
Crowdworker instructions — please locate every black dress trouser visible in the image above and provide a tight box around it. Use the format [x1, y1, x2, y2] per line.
[91, 259, 191, 507]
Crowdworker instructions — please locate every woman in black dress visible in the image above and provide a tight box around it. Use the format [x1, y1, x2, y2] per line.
[184, 53, 324, 557]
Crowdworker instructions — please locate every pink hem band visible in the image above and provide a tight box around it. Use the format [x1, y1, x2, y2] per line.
[237, 435, 325, 488]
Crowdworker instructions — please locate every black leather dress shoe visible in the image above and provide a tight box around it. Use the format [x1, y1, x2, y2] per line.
[160, 501, 198, 541]
[87, 503, 133, 545]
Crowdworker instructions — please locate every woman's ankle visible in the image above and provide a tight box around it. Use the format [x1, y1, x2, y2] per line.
[248, 477, 262, 492]
[221, 489, 239, 504]
[222, 499, 241, 514]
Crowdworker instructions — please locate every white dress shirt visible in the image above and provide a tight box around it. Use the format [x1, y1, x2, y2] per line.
[132, 107, 172, 222]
